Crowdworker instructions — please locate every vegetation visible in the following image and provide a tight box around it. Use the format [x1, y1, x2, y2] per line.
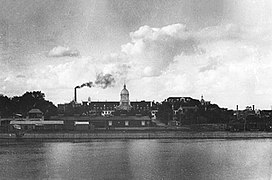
[0, 91, 57, 118]
[156, 98, 233, 125]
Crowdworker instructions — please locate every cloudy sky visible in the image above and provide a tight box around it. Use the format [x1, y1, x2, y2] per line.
[1, 0, 272, 109]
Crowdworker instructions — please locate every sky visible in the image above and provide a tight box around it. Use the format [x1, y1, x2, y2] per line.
[1, 0, 272, 110]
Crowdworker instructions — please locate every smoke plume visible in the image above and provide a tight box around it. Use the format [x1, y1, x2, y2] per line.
[95, 73, 115, 89]
[75, 82, 94, 89]
[75, 73, 115, 89]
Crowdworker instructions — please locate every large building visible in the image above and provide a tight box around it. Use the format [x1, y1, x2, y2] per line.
[55, 84, 154, 129]
[58, 84, 153, 117]
[6, 85, 155, 132]
[116, 84, 132, 111]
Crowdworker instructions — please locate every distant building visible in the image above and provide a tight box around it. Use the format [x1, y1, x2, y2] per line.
[167, 97, 192, 103]
[200, 95, 211, 106]
[28, 109, 44, 120]
[116, 84, 132, 111]
[57, 84, 153, 116]
[164, 96, 199, 124]
[131, 101, 151, 111]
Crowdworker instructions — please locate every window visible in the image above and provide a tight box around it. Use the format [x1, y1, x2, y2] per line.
[141, 121, 145, 126]
[125, 121, 129, 126]
[108, 121, 112, 126]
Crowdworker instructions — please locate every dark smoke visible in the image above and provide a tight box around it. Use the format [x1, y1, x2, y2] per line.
[75, 82, 94, 89]
[95, 73, 115, 89]
[75, 73, 115, 89]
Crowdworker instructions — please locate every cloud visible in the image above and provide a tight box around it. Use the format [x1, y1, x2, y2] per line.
[103, 23, 242, 79]
[47, 46, 80, 57]
[16, 75, 26, 79]
[199, 57, 221, 72]
[113, 23, 272, 109]
[120, 24, 204, 77]
[3, 22, 272, 109]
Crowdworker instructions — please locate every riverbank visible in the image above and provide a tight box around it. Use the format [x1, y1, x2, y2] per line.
[1, 131, 272, 140]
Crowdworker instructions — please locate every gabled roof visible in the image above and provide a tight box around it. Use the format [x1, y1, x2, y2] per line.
[28, 109, 43, 114]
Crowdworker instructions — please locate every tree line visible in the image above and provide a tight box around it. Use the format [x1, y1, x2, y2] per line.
[0, 91, 57, 118]
[156, 99, 233, 125]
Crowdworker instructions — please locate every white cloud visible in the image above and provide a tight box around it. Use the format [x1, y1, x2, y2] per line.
[117, 23, 272, 109]
[120, 24, 203, 77]
[3, 23, 272, 109]
[48, 46, 80, 57]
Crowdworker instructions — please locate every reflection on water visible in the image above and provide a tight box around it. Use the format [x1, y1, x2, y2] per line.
[0, 139, 272, 180]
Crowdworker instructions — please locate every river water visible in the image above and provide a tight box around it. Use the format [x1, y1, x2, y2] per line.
[0, 139, 272, 180]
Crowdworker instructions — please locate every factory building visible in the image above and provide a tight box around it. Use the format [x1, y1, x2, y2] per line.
[58, 84, 153, 116]
[52, 84, 153, 129]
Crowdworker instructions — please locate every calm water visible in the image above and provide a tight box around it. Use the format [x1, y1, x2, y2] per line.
[0, 139, 272, 180]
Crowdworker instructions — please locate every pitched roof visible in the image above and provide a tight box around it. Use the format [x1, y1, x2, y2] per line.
[90, 116, 151, 121]
[28, 109, 43, 114]
[52, 115, 151, 121]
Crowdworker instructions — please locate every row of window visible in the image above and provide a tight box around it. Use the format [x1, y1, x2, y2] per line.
[108, 121, 146, 126]
[89, 106, 150, 110]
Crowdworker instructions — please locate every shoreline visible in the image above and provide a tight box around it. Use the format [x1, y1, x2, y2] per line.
[1, 131, 272, 141]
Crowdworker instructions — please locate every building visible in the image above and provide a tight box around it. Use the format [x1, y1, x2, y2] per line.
[53, 85, 154, 129]
[9, 109, 64, 131]
[116, 84, 132, 111]
[167, 97, 193, 103]
[131, 101, 151, 112]
[165, 96, 199, 125]
[28, 108, 44, 120]
[200, 95, 211, 106]
[57, 84, 153, 116]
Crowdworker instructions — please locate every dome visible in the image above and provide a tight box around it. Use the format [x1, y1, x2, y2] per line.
[121, 84, 129, 95]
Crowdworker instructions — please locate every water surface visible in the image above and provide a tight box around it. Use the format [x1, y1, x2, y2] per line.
[0, 139, 272, 180]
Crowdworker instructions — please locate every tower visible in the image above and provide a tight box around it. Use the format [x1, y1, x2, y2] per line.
[201, 95, 205, 106]
[116, 84, 132, 111]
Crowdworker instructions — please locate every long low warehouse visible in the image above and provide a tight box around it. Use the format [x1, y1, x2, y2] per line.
[1, 115, 153, 132]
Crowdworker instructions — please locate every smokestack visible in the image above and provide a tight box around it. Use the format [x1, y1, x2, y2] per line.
[74, 87, 78, 103]
[73, 73, 115, 103]
[252, 105, 255, 111]
[236, 105, 239, 119]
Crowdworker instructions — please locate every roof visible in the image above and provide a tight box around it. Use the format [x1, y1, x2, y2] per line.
[173, 106, 198, 111]
[120, 84, 129, 95]
[28, 109, 43, 114]
[89, 101, 119, 104]
[90, 116, 150, 121]
[167, 97, 191, 99]
[49, 115, 151, 121]
[10, 120, 63, 125]
[75, 121, 89, 125]
[131, 101, 151, 105]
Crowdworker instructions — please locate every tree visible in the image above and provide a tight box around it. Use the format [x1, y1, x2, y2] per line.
[157, 102, 173, 124]
[0, 91, 57, 118]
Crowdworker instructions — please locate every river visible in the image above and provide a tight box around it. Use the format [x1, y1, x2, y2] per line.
[0, 139, 272, 180]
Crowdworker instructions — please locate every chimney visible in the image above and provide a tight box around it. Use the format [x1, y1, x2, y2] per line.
[252, 105, 255, 111]
[74, 87, 77, 103]
[236, 105, 239, 119]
